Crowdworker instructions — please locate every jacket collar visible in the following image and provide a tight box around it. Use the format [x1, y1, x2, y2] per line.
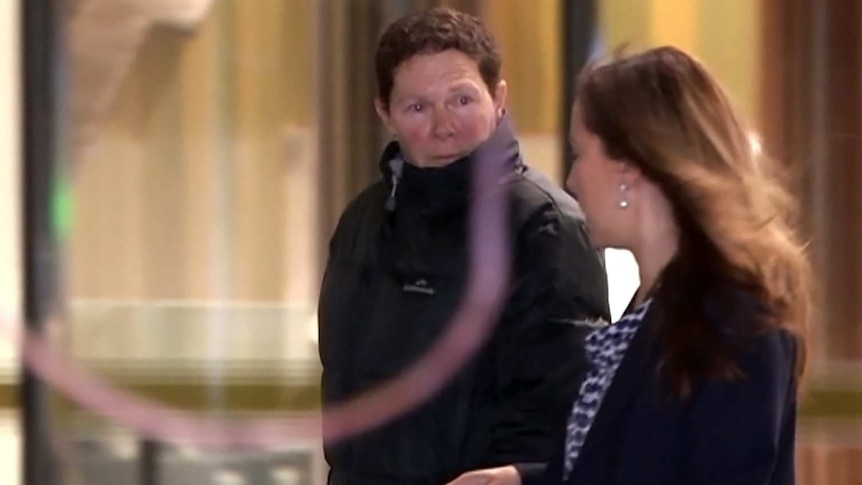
[378, 114, 523, 216]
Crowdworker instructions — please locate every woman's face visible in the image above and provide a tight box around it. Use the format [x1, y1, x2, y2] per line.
[375, 49, 506, 167]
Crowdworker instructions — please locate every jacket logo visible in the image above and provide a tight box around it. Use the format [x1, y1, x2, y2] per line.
[403, 278, 436, 295]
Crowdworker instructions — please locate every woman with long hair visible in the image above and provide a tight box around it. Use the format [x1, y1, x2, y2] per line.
[447, 46, 811, 485]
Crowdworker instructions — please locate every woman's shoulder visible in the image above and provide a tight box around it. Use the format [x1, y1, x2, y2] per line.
[739, 326, 797, 373]
[695, 299, 797, 399]
[684, 324, 797, 418]
[649, 284, 799, 387]
[327, 182, 389, 258]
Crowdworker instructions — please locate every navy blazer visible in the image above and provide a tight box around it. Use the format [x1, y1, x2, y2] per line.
[516, 298, 799, 485]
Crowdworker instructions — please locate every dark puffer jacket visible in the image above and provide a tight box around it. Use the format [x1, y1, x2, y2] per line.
[318, 116, 610, 485]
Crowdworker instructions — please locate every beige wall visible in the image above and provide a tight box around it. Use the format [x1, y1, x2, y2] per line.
[484, 0, 562, 136]
[0, 0, 20, 378]
[70, 0, 319, 306]
[483, 1, 564, 181]
[598, 0, 762, 121]
[0, 1, 20, 484]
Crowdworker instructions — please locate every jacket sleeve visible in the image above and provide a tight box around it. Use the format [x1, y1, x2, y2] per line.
[481, 206, 610, 466]
[316, 185, 383, 402]
[686, 330, 797, 485]
[317, 187, 378, 416]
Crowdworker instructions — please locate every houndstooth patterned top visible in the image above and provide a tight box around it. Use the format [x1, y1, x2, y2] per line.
[562, 298, 653, 480]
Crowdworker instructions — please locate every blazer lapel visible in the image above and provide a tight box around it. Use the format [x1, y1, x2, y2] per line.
[567, 302, 660, 482]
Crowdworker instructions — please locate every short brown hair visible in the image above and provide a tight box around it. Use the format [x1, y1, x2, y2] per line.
[374, 7, 502, 110]
[576, 46, 811, 397]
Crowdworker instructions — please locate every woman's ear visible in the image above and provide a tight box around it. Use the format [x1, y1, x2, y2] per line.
[493, 79, 508, 118]
[617, 160, 643, 188]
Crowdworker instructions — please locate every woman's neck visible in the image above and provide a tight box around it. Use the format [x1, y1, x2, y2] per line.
[633, 242, 676, 306]
[631, 195, 679, 306]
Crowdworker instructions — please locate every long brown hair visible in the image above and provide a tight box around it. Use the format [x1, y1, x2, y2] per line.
[576, 46, 811, 397]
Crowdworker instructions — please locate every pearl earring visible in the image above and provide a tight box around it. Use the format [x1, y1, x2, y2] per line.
[618, 183, 629, 209]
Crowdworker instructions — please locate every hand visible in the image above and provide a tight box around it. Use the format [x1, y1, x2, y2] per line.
[445, 466, 521, 485]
